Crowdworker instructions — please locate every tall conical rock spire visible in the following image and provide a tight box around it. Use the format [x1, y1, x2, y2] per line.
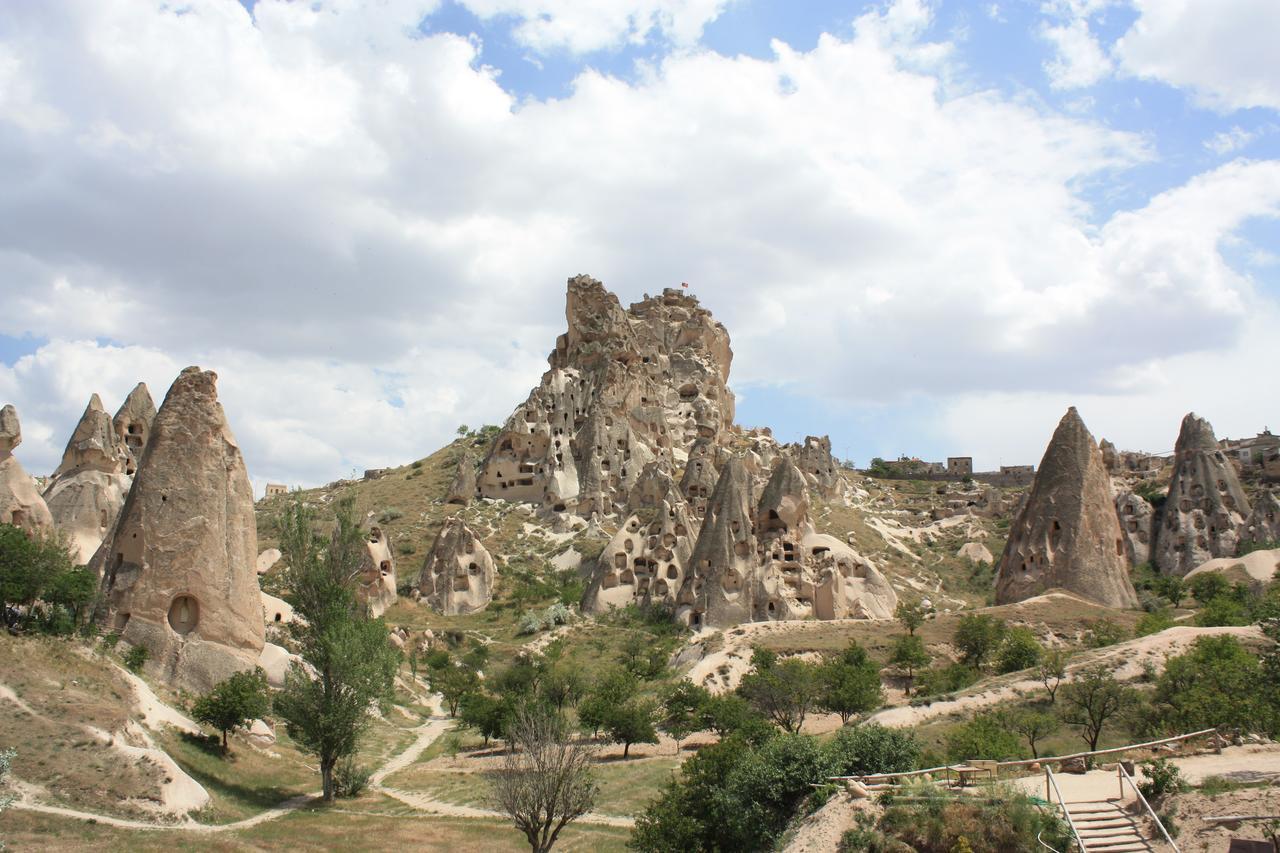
[44, 395, 131, 563]
[113, 382, 157, 476]
[995, 407, 1138, 608]
[1153, 413, 1251, 576]
[96, 368, 263, 691]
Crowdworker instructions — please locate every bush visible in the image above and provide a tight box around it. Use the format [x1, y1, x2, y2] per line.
[517, 610, 546, 635]
[916, 663, 979, 697]
[333, 758, 372, 798]
[825, 725, 919, 777]
[1194, 595, 1251, 627]
[944, 713, 1025, 762]
[377, 508, 403, 524]
[995, 627, 1042, 673]
[1189, 573, 1230, 605]
[124, 645, 148, 673]
[1137, 758, 1186, 805]
[860, 783, 1072, 852]
[1084, 618, 1126, 648]
[1135, 608, 1175, 637]
[396, 541, 416, 556]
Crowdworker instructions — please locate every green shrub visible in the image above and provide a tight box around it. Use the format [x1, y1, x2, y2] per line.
[1137, 758, 1186, 805]
[1135, 609, 1175, 637]
[1084, 618, 1126, 648]
[916, 663, 979, 697]
[866, 783, 1072, 852]
[377, 508, 403, 524]
[825, 725, 919, 777]
[333, 758, 371, 798]
[953, 615, 1006, 669]
[944, 713, 1025, 762]
[124, 645, 148, 673]
[995, 627, 1042, 673]
[396, 541, 416, 556]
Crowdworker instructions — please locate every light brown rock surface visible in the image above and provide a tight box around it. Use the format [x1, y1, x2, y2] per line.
[445, 448, 477, 505]
[674, 456, 758, 628]
[1244, 490, 1280, 546]
[112, 383, 156, 476]
[582, 461, 699, 614]
[354, 520, 397, 618]
[0, 404, 54, 536]
[1153, 413, 1252, 576]
[96, 367, 264, 692]
[1115, 492, 1155, 567]
[478, 275, 734, 514]
[417, 516, 496, 615]
[43, 395, 132, 563]
[994, 407, 1139, 608]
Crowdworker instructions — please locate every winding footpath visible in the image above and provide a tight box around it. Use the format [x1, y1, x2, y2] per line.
[10, 689, 635, 837]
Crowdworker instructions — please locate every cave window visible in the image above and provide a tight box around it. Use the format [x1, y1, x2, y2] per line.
[167, 595, 199, 636]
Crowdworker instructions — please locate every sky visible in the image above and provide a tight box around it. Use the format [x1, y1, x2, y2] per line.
[1, 0, 1278, 495]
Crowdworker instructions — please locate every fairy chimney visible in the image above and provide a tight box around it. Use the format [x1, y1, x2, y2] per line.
[994, 408, 1139, 608]
[1114, 492, 1155, 567]
[112, 383, 157, 476]
[1153, 413, 1252, 576]
[445, 448, 478, 505]
[1244, 490, 1280, 546]
[0, 405, 54, 536]
[43, 395, 132, 563]
[96, 368, 264, 692]
[674, 457, 758, 629]
[418, 517, 496, 615]
[353, 520, 397, 618]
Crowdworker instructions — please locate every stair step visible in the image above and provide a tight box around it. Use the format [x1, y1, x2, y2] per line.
[1078, 830, 1144, 839]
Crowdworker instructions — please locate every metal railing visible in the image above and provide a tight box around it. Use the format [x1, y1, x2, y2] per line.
[1044, 765, 1086, 852]
[1118, 762, 1180, 852]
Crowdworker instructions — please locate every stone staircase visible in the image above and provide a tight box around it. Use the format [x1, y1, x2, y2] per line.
[1063, 801, 1159, 852]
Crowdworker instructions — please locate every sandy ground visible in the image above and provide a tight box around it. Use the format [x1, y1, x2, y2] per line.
[1167, 785, 1280, 852]
[781, 792, 874, 853]
[868, 624, 1262, 728]
[1186, 548, 1280, 583]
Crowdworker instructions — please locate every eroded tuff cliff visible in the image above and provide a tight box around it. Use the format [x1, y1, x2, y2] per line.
[43, 394, 132, 563]
[1153, 413, 1251, 576]
[479, 275, 734, 516]
[96, 367, 264, 692]
[994, 407, 1138, 608]
[0, 404, 54, 536]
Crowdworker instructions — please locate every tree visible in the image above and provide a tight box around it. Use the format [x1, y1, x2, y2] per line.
[698, 694, 775, 745]
[605, 699, 658, 758]
[660, 681, 710, 750]
[431, 663, 480, 717]
[1060, 665, 1134, 755]
[1038, 648, 1069, 703]
[818, 641, 884, 724]
[272, 498, 399, 801]
[996, 627, 1043, 674]
[192, 668, 270, 755]
[540, 665, 586, 712]
[488, 703, 598, 853]
[43, 566, 97, 627]
[945, 712, 1025, 761]
[0, 525, 74, 626]
[460, 692, 513, 747]
[738, 656, 821, 733]
[825, 724, 919, 777]
[1188, 572, 1230, 605]
[577, 668, 637, 737]
[953, 614, 1006, 669]
[1152, 635, 1272, 735]
[1009, 710, 1058, 759]
[895, 600, 930, 636]
[887, 634, 930, 696]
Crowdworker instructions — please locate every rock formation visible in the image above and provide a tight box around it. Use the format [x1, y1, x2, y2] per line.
[112, 383, 156, 476]
[354, 521, 397, 618]
[42, 395, 132, 563]
[1099, 438, 1119, 473]
[418, 516, 496, 614]
[679, 438, 720, 518]
[478, 275, 734, 515]
[1152, 413, 1252, 576]
[957, 542, 994, 565]
[0, 404, 54, 536]
[1244, 490, 1280, 546]
[583, 462, 699, 614]
[788, 435, 848, 499]
[674, 457, 757, 628]
[445, 448, 477, 505]
[96, 368, 264, 692]
[994, 408, 1139, 608]
[751, 460, 895, 622]
[1115, 492, 1155, 567]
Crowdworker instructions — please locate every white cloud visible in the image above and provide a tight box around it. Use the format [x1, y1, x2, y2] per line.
[0, 0, 1275, 489]
[1040, 15, 1112, 89]
[1203, 125, 1258, 156]
[1115, 0, 1280, 111]
[455, 0, 736, 53]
